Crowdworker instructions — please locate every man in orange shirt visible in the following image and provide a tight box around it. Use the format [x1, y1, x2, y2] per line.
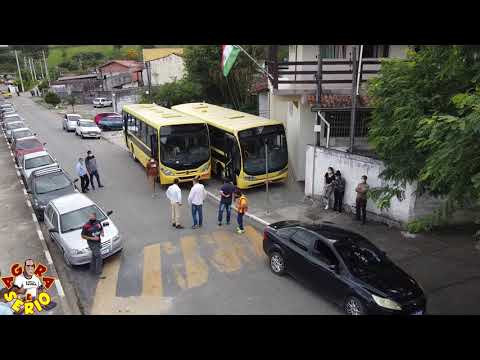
[235, 190, 248, 234]
[146, 158, 159, 198]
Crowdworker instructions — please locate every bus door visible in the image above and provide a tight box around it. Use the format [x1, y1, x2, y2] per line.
[225, 134, 240, 183]
[123, 112, 129, 145]
[150, 132, 159, 161]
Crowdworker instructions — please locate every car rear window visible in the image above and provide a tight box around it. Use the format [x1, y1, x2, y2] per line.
[7, 122, 24, 130]
[25, 155, 54, 169]
[103, 116, 122, 122]
[16, 139, 42, 150]
[13, 130, 33, 139]
[80, 121, 96, 127]
[67, 115, 80, 121]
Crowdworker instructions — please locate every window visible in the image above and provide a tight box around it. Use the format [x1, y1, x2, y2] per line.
[45, 205, 54, 224]
[52, 213, 59, 231]
[362, 45, 390, 58]
[313, 241, 338, 266]
[277, 228, 298, 239]
[290, 229, 317, 252]
[209, 125, 226, 153]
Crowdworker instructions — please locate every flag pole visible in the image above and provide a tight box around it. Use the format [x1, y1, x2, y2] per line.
[234, 45, 274, 81]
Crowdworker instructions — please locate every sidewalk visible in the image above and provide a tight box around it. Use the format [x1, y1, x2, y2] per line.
[205, 174, 480, 314]
[0, 132, 68, 315]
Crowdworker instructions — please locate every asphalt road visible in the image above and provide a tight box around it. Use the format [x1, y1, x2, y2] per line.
[10, 96, 341, 315]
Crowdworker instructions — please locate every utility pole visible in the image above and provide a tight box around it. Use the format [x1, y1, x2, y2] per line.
[349, 46, 358, 153]
[265, 141, 270, 215]
[31, 58, 38, 81]
[28, 57, 34, 81]
[14, 50, 25, 93]
[42, 50, 50, 85]
[146, 61, 152, 103]
[38, 60, 45, 80]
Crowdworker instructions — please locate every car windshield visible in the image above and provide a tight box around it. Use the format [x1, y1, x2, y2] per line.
[5, 116, 21, 122]
[67, 115, 80, 122]
[238, 125, 288, 176]
[103, 116, 122, 123]
[160, 124, 210, 170]
[15, 139, 42, 150]
[334, 236, 388, 277]
[25, 155, 54, 170]
[34, 172, 71, 194]
[60, 205, 107, 233]
[13, 130, 33, 139]
[7, 122, 24, 130]
[80, 121, 96, 127]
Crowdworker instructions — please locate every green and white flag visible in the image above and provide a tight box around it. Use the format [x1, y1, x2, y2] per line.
[221, 45, 241, 77]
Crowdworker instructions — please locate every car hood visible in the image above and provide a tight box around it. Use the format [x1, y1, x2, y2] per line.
[79, 126, 101, 132]
[36, 186, 77, 206]
[354, 262, 422, 301]
[61, 220, 119, 251]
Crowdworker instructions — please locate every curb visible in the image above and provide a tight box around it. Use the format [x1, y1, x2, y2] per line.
[205, 190, 270, 227]
[2, 130, 72, 315]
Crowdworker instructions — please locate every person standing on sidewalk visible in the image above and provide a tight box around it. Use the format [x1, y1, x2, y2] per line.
[146, 158, 159, 197]
[333, 170, 346, 212]
[85, 150, 104, 190]
[323, 167, 335, 210]
[235, 190, 248, 234]
[166, 178, 183, 229]
[355, 175, 370, 224]
[218, 178, 235, 226]
[81, 212, 106, 278]
[188, 177, 206, 229]
[75, 157, 89, 193]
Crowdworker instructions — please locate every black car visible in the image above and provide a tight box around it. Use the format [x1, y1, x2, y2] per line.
[263, 220, 426, 315]
[27, 167, 79, 221]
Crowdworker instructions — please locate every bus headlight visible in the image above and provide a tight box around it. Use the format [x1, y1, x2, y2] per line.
[244, 175, 256, 181]
[161, 167, 174, 176]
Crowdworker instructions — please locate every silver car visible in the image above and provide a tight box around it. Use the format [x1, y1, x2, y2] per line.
[63, 113, 81, 132]
[6, 121, 26, 142]
[44, 193, 123, 266]
[19, 151, 59, 186]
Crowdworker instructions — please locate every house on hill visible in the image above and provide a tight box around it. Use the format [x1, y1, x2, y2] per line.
[142, 48, 185, 86]
[97, 60, 144, 90]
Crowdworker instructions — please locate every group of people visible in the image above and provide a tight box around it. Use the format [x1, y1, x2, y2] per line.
[164, 176, 249, 235]
[323, 167, 370, 224]
[75, 150, 104, 193]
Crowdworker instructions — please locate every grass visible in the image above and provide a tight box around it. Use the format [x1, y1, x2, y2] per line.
[48, 45, 117, 68]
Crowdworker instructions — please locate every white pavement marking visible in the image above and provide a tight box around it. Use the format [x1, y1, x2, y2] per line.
[55, 279, 65, 297]
[32, 213, 38, 223]
[23, 188, 27, 195]
[37, 229, 44, 241]
[16, 170, 20, 177]
[26, 199, 31, 208]
[205, 190, 271, 227]
[44, 250, 53, 265]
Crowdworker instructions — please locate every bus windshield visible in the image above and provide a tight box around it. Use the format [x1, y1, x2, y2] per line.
[238, 125, 288, 175]
[159, 124, 210, 170]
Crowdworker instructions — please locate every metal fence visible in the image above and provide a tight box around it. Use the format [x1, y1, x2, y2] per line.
[323, 108, 372, 138]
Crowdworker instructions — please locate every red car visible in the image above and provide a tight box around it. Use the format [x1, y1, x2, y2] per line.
[13, 136, 46, 165]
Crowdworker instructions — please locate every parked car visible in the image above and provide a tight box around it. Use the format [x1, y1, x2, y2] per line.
[27, 167, 78, 221]
[0, 106, 15, 121]
[19, 150, 59, 185]
[93, 97, 113, 108]
[96, 114, 123, 131]
[75, 119, 101, 139]
[1, 113, 21, 129]
[263, 220, 427, 315]
[63, 113, 81, 132]
[1, 91, 12, 98]
[5, 121, 26, 142]
[13, 136, 46, 165]
[11, 128, 35, 143]
[44, 193, 123, 266]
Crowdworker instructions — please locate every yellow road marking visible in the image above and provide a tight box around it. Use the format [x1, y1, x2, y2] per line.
[142, 244, 163, 297]
[245, 225, 265, 258]
[90, 256, 121, 314]
[161, 241, 177, 255]
[180, 235, 208, 289]
[173, 264, 187, 290]
[210, 230, 249, 273]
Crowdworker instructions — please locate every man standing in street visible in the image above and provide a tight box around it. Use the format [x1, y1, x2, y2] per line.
[85, 150, 104, 191]
[333, 170, 346, 212]
[166, 178, 183, 229]
[218, 178, 235, 226]
[235, 190, 248, 234]
[355, 175, 370, 224]
[81, 212, 105, 278]
[146, 158, 159, 197]
[75, 157, 89, 193]
[188, 177, 206, 229]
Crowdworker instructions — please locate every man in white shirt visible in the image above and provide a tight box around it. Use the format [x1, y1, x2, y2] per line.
[166, 178, 183, 229]
[187, 177, 206, 229]
[75, 157, 90, 193]
[12, 259, 43, 301]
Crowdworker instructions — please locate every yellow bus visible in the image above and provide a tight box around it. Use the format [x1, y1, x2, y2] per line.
[172, 103, 288, 189]
[122, 104, 211, 185]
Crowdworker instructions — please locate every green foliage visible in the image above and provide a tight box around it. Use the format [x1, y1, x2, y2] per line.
[66, 95, 76, 112]
[368, 185, 405, 211]
[142, 79, 202, 107]
[368, 46, 480, 217]
[38, 79, 49, 91]
[44, 91, 60, 106]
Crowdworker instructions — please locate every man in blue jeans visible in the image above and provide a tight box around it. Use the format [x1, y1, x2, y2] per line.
[188, 177, 206, 229]
[218, 178, 235, 226]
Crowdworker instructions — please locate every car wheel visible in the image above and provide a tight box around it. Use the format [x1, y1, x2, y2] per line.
[131, 145, 138, 162]
[344, 296, 366, 315]
[81, 133, 85, 139]
[269, 251, 286, 276]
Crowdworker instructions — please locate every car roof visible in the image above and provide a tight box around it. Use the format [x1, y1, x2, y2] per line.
[12, 127, 30, 133]
[6, 121, 24, 126]
[79, 119, 94, 123]
[51, 193, 95, 214]
[66, 113, 80, 117]
[23, 150, 51, 160]
[32, 166, 65, 178]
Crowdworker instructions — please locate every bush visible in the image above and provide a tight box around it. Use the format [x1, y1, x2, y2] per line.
[142, 79, 202, 107]
[44, 91, 61, 106]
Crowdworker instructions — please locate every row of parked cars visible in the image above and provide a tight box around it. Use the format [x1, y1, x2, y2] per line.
[61, 112, 123, 139]
[0, 100, 123, 267]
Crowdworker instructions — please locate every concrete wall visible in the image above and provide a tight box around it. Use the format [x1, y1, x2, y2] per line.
[304, 145, 418, 224]
[258, 92, 269, 118]
[144, 54, 185, 86]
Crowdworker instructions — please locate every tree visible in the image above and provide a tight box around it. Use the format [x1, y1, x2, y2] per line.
[367, 45, 480, 231]
[44, 91, 60, 106]
[126, 48, 140, 61]
[66, 94, 77, 112]
[141, 79, 202, 107]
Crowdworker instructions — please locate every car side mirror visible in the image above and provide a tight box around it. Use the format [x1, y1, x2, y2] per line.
[106, 210, 113, 216]
[43, 142, 47, 146]
[103, 222, 110, 227]
[26, 189, 31, 194]
[48, 228, 58, 233]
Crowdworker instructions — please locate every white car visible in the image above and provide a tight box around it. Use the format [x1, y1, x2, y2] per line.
[44, 193, 123, 266]
[93, 97, 113, 108]
[63, 113, 81, 132]
[75, 119, 102, 139]
[20, 151, 59, 186]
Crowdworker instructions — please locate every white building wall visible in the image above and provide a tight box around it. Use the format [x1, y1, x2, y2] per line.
[144, 54, 185, 86]
[258, 92, 269, 118]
